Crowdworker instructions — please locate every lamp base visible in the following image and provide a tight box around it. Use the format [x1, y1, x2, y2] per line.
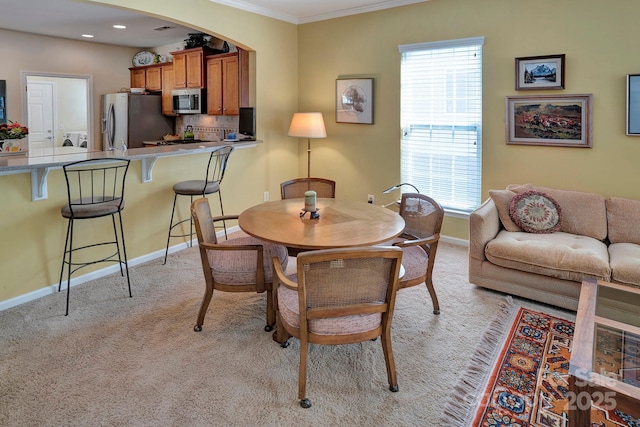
[299, 209, 320, 219]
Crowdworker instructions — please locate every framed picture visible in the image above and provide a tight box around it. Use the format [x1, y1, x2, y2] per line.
[515, 54, 565, 90]
[626, 74, 640, 135]
[505, 94, 592, 147]
[336, 78, 373, 124]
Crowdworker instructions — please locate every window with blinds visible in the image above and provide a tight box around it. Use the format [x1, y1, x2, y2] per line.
[398, 37, 484, 215]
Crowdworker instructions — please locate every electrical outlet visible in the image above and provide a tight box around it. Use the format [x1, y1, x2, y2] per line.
[367, 194, 375, 204]
[263, 191, 269, 202]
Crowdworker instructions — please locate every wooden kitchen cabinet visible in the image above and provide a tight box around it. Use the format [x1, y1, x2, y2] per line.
[129, 64, 162, 92]
[161, 64, 176, 115]
[145, 67, 162, 91]
[130, 68, 145, 88]
[171, 47, 211, 89]
[206, 49, 249, 116]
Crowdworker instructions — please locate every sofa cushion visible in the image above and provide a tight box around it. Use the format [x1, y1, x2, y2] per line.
[489, 189, 522, 232]
[485, 230, 611, 282]
[506, 183, 534, 194]
[509, 190, 562, 233]
[507, 184, 607, 240]
[606, 197, 640, 245]
[609, 243, 640, 287]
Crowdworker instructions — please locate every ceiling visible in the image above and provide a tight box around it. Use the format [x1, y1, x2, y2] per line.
[0, 0, 428, 48]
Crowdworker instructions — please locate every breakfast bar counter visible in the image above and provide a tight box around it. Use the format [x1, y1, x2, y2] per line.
[0, 139, 259, 201]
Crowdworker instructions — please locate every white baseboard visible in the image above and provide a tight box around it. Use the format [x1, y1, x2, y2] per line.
[0, 226, 468, 312]
[0, 225, 241, 312]
[441, 235, 469, 247]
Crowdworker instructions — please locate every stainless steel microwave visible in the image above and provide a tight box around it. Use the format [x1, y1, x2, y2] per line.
[172, 88, 206, 114]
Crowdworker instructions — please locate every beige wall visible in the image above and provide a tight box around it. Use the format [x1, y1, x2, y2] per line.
[295, 0, 640, 239]
[0, 28, 137, 147]
[2, 0, 640, 306]
[0, 0, 298, 304]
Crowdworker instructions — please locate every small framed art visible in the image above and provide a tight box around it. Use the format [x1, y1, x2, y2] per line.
[626, 74, 640, 135]
[336, 78, 373, 124]
[515, 54, 565, 90]
[505, 94, 592, 147]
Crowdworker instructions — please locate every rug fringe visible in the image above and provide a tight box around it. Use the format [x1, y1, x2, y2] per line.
[441, 296, 519, 426]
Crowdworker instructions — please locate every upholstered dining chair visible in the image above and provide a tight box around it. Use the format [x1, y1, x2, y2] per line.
[280, 177, 336, 199]
[58, 158, 132, 316]
[190, 197, 289, 333]
[391, 193, 444, 315]
[272, 246, 403, 408]
[163, 145, 234, 264]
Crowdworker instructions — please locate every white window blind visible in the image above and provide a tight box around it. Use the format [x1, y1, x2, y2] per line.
[399, 37, 484, 215]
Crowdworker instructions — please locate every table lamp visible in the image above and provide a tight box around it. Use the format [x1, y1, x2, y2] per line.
[288, 112, 327, 177]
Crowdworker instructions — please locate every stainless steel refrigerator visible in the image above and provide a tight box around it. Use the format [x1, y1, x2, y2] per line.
[101, 93, 174, 150]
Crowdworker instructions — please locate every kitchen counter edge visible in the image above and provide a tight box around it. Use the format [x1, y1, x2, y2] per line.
[0, 140, 259, 174]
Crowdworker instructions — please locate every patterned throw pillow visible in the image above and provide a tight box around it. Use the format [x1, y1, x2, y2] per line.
[508, 191, 562, 233]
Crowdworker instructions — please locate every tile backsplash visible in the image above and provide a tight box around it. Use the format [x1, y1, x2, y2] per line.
[176, 114, 239, 141]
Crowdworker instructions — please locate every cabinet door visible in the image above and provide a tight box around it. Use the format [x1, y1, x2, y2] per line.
[130, 69, 145, 88]
[206, 58, 223, 115]
[173, 54, 187, 88]
[185, 51, 204, 88]
[145, 67, 162, 91]
[161, 65, 176, 115]
[222, 55, 240, 115]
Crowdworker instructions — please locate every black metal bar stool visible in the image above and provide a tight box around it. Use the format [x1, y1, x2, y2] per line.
[163, 145, 234, 264]
[58, 158, 132, 316]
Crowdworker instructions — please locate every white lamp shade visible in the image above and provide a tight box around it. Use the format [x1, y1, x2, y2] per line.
[288, 112, 327, 138]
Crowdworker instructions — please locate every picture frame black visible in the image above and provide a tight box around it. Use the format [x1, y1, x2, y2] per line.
[515, 54, 565, 91]
[626, 74, 640, 135]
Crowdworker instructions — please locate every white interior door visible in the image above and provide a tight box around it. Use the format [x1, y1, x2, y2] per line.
[27, 82, 55, 149]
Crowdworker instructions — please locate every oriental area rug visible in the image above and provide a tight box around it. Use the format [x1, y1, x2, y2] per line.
[444, 304, 640, 427]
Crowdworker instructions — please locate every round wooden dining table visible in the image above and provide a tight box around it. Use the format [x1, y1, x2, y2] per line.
[238, 198, 405, 250]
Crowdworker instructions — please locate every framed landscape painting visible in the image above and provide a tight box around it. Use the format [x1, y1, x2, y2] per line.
[515, 54, 565, 90]
[506, 94, 592, 147]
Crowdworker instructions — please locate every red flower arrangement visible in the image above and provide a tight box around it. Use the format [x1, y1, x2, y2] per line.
[0, 120, 29, 140]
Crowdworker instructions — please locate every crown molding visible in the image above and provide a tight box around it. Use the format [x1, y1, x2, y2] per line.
[210, 0, 429, 24]
[210, 0, 298, 24]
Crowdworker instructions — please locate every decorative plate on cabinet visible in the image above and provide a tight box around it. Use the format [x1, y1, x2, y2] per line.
[133, 51, 155, 67]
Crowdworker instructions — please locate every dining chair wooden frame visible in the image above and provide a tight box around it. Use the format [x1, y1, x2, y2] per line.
[280, 177, 336, 199]
[191, 197, 289, 333]
[392, 193, 444, 315]
[272, 246, 403, 408]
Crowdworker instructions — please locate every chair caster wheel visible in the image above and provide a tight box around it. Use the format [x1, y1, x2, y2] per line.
[389, 385, 399, 392]
[433, 309, 440, 315]
[264, 324, 273, 332]
[300, 399, 312, 408]
[280, 340, 290, 349]
[194, 325, 202, 332]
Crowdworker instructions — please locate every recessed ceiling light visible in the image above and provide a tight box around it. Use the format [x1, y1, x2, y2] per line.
[113, 24, 126, 29]
[82, 34, 94, 38]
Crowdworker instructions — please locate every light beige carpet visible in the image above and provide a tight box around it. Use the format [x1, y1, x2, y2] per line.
[0, 240, 573, 426]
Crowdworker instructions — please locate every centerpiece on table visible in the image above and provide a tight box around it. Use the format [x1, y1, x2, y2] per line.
[0, 120, 29, 155]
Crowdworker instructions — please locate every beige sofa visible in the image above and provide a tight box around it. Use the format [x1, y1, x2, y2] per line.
[469, 184, 640, 310]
